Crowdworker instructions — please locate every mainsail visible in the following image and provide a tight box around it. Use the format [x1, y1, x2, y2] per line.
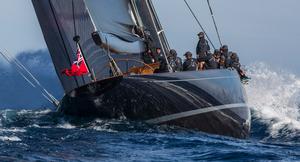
[32, 0, 169, 93]
[32, 0, 93, 92]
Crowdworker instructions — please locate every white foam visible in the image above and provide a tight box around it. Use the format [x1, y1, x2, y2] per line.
[245, 62, 300, 138]
[0, 136, 21, 142]
[17, 109, 52, 116]
[92, 126, 118, 133]
[0, 128, 26, 133]
[0, 109, 14, 121]
[29, 124, 51, 129]
[90, 119, 118, 133]
[56, 123, 76, 129]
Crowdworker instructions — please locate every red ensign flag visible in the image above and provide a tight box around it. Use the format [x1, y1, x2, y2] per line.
[62, 44, 89, 77]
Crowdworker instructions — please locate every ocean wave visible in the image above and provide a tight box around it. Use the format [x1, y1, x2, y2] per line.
[0, 136, 21, 142]
[246, 62, 300, 141]
[16, 109, 53, 116]
[56, 123, 76, 129]
[92, 126, 118, 133]
[0, 128, 26, 133]
[29, 124, 51, 129]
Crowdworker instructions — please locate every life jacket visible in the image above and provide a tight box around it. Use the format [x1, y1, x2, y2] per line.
[205, 57, 219, 69]
[169, 57, 182, 72]
[183, 58, 197, 71]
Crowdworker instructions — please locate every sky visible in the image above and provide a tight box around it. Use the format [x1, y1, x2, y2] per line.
[0, 0, 300, 74]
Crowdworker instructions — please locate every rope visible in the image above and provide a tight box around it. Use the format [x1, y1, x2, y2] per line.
[183, 0, 216, 50]
[105, 37, 123, 76]
[207, 0, 222, 47]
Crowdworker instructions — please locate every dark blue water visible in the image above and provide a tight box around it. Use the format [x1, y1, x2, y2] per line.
[0, 108, 299, 162]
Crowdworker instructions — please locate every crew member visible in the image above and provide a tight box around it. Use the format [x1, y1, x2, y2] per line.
[219, 56, 226, 69]
[155, 48, 169, 73]
[183, 52, 197, 71]
[143, 49, 155, 64]
[220, 45, 229, 58]
[168, 49, 182, 72]
[206, 51, 220, 69]
[220, 45, 231, 67]
[213, 49, 221, 62]
[197, 50, 219, 70]
[144, 30, 153, 50]
[229, 52, 248, 79]
[196, 32, 210, 58]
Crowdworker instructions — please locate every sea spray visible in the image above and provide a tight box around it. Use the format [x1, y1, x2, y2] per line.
[245, 62, 300, 141]
[0, 136, 21, 142]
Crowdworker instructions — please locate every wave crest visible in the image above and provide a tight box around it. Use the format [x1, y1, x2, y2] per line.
[246, 62, 300, 141]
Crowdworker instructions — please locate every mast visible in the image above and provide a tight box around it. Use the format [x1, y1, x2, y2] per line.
[147, 0, 171, 51]
[134, 0, 172, 72]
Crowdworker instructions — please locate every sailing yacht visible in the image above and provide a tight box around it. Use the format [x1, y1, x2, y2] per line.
[32, 0, 251, 139]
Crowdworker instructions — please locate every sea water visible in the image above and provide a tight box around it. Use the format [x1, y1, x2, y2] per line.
[0, 63, 299, 161]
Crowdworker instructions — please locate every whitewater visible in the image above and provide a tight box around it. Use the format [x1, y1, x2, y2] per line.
[0, 62, 299, 161]
[246, 62, 300, 142]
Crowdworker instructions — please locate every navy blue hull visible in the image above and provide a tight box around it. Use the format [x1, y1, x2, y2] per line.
[59, 69, 251, 139]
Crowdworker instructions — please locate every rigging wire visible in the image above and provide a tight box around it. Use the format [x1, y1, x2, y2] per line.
[72, 0, 77, 37]
[207, 0, 222, 47]
[4, 50, 58, 104]
[183, 0, 216, 50]
[105, 37, 123, 76]
[1, 50, 59, 106]
[0, 52, 36, 88]
[0, 50, 59, 108]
